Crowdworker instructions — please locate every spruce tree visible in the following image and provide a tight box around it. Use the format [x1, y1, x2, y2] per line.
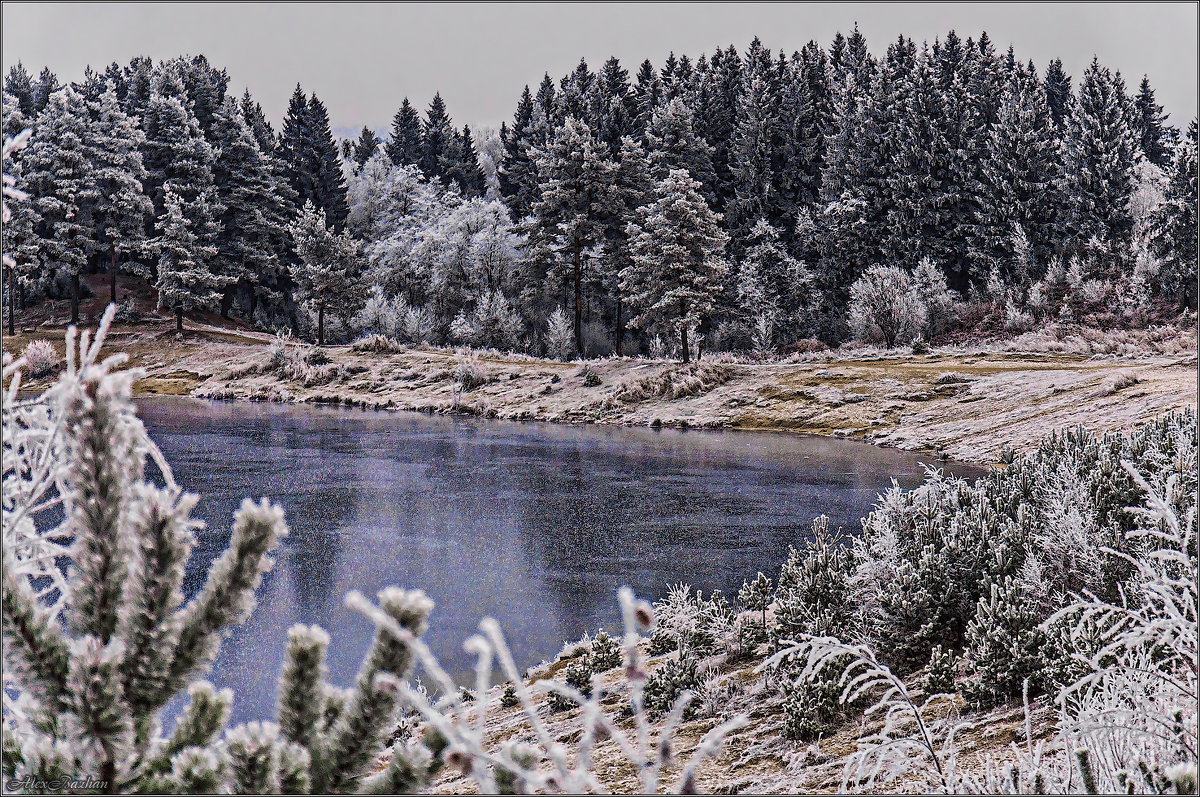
[2, 156, 40, 335]
[644, 97, 717, 205]
[529, 118, 621, 355]
[1058, 57, 1138, 259]
[240, 88, 277, 152]
[19, 85, 94, 324]
[444, 125, 484, 196]
[632, 59, 662, 134]
[84, 81, 154, 305]
[210, 97, 292, 318]
[289, 201, 368, 344]
[1133, 76, 1172, 168]
[973, 66, 1060, 277]
[419, 92, 455, 182]
[121, 56, 155, 121]
[352, 125, 380, 168]
[697, 46, 742, 212]
[622, 169, 729, 362]
[591, 56, 636, 153]
[279, 84, 315, 205]
[499, 86, 535, 213]
[728, 41, 779, 238]
[305, 94, 349, 230]
[155, 186, 225, 332]
[1150, 121, 1198, 309]
[736, 218, 811, 343]
[4, 62, 36, 117]
[1044, 58, 1072, 129]
[385, 98, 421, 166]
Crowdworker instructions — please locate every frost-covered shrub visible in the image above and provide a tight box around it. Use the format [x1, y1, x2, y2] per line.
[581, 318, 613, 358]
[18, 339, 56, 377]
[848, 265, 927, 348]
[774, 516, 857, 643]
[451, 350, 488, 392]
[962, 575, 1050, 707]
[352, 287, 409, 339]
[449, 290, 522, 350]
[648, 584, 736, 658]
[912, 257, 959, 339]
[588, 629, 622, 671]
[544, 306, 574, 360]
[578, 363, 601, 387]
[643, 655, 699, 719]
[612, 362, 732, 403]
[350, 333, 405, 354]
[922, 645, 958, 696]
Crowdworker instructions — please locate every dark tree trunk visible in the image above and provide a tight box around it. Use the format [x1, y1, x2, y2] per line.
[7, 265, 15, 337]
[19, 281, 25, 312]
[615, 293, 624, 357]
[680, 298, 690, 364]
[70, 272, 81, 325]
[573, 237, 583, 357]
[109, 245, 119, 305]
[318, 304, 325, 346]
[175, 306, 183, 333]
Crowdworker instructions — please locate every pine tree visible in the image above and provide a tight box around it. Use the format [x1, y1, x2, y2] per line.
[84, 81, 154, 305]
[352, 126, 380, 168]
[289, 201, 368, 344]
[605, 136, 653, 355]
[155, 186, 225, 332]
[210, 97, 292, 318]
[632, 59, 662, 134]
[738, 572, 773, 632]
[529, 118, 621, 356]
[32, 66, 60, 115]
[1133, 76, 1172, 168]
[279, 83, 315, 204]
[121, 56, 154, 121]
[240, 89, 277, 152]
[622, 169, 729, 363]
[499, 86, 535, 213]
[419, 93, 455, 182]
[696, 46, 742, 212]
[590, 56, 636, 153]
[736, 219, 811, 343]
[2, 154, 41, 335]
[385, 98, 422, 167]
[19, 85, 94, 324]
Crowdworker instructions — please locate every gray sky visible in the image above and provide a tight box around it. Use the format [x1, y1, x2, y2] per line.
[4, 2, 1197, 137]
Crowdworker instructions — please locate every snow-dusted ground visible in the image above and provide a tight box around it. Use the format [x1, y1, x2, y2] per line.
[7, 319, 1194, 466]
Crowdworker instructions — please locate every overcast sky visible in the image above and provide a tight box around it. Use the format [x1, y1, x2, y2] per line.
[4, 2, 1197, 137]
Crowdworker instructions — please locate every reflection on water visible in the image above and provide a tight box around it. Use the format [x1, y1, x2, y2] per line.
[139, 398, 985, 726]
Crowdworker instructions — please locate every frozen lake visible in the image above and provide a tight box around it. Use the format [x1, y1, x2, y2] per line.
[139, 398, 985, 725]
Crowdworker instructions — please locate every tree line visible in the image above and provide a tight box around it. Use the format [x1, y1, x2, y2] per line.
[3, 29, 1196, 354]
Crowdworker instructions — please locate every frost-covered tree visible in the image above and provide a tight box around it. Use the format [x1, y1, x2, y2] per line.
[19, 85, 94, 324]
[419, 92, 455, 183]
[278, 87, 348, 230]
[1150, 121, 1198, 309]
[847, 264, 925, 348]
[735, 218, 812, 344]
[290, 201, 368, 344]
[155, 186, 225, 332]
[644, 98, 716, 205]
[84, 81, 154, 305]
[529, 117, 620, 355]
[1058, 57, 1138, 257]
[210, 97, 293, 319]
[622, 169, 729, 363]
[140, 74, 216, 217]
[727, 39, 778, 235]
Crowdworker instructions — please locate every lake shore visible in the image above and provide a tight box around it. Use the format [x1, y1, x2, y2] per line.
[5, 317, 1195, 466]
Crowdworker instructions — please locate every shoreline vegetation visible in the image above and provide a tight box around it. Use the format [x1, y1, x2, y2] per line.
[5, 305, 1196, 466]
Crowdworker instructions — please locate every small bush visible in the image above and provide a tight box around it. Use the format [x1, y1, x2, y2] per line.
[579, 364, 602, 386]
[643, 655, 699, 719]
[20, 339, 57, 377]
[452, 351, 488, 391]
[351, 333, 405, 354]
[1108, 372, 1142, 394]
[922, 645, 958, 695]
[500, 683, 520, 709]
[589, 629, 622, 671]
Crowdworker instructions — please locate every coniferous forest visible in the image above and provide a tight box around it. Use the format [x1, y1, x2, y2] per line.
[2, 28, 1196, 357]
